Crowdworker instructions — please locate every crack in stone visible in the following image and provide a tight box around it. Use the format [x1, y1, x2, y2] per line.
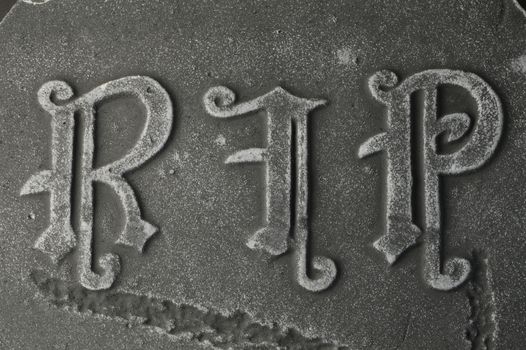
[465, 251, 498, 350]
[30, 270, 349, 349]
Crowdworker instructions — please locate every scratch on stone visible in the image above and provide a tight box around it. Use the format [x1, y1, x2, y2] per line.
[30, 270, 349, 349]
[497, 0, 506, 27]
[466, 251, 498, 350]
[395, 312, 412, 350]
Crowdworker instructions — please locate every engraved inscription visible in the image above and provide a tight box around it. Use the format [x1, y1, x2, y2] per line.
[359, 70, 503, 290]
[21, 76, 173, 290]
[204, 86, 337, 292]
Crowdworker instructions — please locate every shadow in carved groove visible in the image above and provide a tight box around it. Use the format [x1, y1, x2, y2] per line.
[0, 0, 16, 23]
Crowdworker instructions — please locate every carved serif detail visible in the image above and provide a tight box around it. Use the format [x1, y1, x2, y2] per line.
[204, 86, 337, 292]
[359, 70, 503, 290]
[21, 76, 173, 290]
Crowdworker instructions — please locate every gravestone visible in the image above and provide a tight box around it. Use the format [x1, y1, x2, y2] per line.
[1, 0, 526, 349]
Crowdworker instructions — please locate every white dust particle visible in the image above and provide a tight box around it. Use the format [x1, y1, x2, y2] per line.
[336, 47, 358, 66]
[511, 55, 526, 74]
[214, 134, 227, 146]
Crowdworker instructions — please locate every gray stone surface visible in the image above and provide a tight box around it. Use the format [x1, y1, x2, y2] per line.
[1, 0, 526, 349]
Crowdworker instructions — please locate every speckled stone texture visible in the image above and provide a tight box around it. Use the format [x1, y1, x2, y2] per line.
[1, 0, 526, 349]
